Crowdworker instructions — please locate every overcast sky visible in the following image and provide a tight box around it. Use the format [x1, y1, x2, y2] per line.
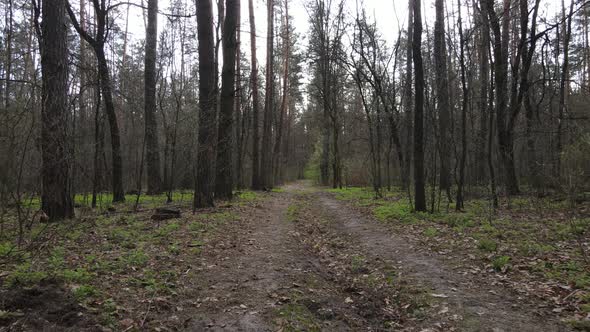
[122, 0, 412, 60]
[120, 0, 562, 64]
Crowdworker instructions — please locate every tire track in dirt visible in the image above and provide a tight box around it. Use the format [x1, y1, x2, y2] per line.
[314, 189, 572, 332]
[182, 189, 353, 331]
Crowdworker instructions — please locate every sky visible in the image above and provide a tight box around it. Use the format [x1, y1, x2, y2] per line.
[117, 0, 562, 79]
[122, 0, 411, 61]
[120, 0, 562, 66]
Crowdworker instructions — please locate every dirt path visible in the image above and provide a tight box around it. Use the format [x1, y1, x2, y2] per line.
[313, 188, 572, 332]
[181, 187, 356, 331]
[175, 182, 572, 331]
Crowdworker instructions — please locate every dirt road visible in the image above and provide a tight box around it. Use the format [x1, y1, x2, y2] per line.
[182, 182, 571, 331]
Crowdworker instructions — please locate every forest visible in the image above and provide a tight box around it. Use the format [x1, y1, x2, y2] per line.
[0, 0, 589, 330]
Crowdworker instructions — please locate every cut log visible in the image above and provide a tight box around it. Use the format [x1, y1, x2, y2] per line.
[151, 207, 181, 221]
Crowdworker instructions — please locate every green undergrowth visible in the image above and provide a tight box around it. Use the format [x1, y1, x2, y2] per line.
[0, 195, 246, 330]
[18, 189, 259, 212]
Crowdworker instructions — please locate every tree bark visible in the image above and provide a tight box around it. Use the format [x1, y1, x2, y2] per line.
[215, 0, 239, 199]
[194, 0, 217, 208]
[144, 0, 163, 194]
[434, 0, 451, 196]
[260, 0, 275, 189]
[412, 0, 426, 211]
[456, 0, 468, 210]
[403, 0, 413, 191]
[273, 0, 289, 185]
[41, 0, 74, 220]
[235, 5, 243, 189]
[556, 0, 574, 177]
[249, 0, 262, 190]
[3, 0, 13, 109]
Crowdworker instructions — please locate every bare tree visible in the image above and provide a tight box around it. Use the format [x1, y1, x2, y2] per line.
[249, 0, 262, 190]
[145, 0, 163, 194]
[434, 0, 451, 200]
[273, 0, 289, 184]
[412, 0, 426, 211]
[215, 0, 240, 199]
[41, 0, 74, 220]
[66, 0, 125, 202]
[260, 0, 275, 189]
[194, 0, 216, 208]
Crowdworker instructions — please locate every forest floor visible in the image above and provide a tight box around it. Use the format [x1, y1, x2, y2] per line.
[0, 181, 588, 331]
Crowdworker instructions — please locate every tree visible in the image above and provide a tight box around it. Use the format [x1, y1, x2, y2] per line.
[456, 0, 468, 210]
[556, 0, 575, 176]
[403, 0, 413, 192]
[40, 0, 74, 220]
[412, 0, 426, 211]
[272, 0, 289, 184]
[145, 0, 163, 194]
[67, 0, 126, 202]
[215, 0, 240, 199]
[434, 0, 451, 199]
[249, 0, 262, 190]
[194, 0, 216, 209]
[260, 0, 275, 189]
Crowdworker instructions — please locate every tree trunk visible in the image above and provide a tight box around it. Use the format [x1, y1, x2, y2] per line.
[96, 48, 125, 202]
[144, 0, 163, 194]
[215, 0, 239, 199]
[556, 0, 574, 177]
[235, 6, 243, 189]
[3, 0, 13, 109]
[66, 2, 126, 202]
[249, 0, 262, 190]
[412, 0, 426, 212]
[273, 0, 289, 185]
[434, 0, 451, 196]
[91, 75, 104, 209]
[261, 0, 275, 189]
[456, 0, 468, 210]
[403, 0, 413, 191]
[482, 0, 517, 195]
[41, 0, 74, 220]
[476, 0, 489, 184]
[194, 0, 216, 209]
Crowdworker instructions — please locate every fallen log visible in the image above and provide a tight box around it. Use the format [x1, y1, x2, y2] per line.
[151, 207, 181, 221]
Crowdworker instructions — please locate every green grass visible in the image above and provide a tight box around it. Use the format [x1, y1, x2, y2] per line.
[492, 255, 510, 271]
[286, 203, 301, 222]
[236, 190, 258, 202]
[477, 238, 498, 252]
[276, 302, 321, 332]
[18, 191, 195, 211]
[424, 227, 438, 237]
[73, 285, 98, 300]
